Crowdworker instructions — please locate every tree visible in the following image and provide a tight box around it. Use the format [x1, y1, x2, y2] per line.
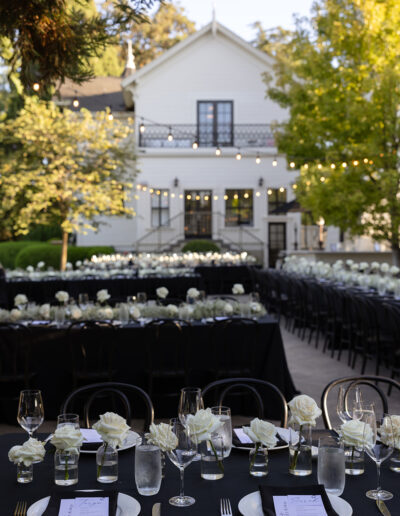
[257, 0, 400, 263]
[0, 0, 158, 98]
[0, 97, 136, 270]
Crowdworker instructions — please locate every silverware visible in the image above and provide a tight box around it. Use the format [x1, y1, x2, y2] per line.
[376, 499, 391, 516]
[14, 501, 27, 516]
[220, 498, 232, 516]
[152, 502, 161, 516]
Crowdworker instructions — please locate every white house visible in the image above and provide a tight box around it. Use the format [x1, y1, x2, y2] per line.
[74, 20, 332, 266]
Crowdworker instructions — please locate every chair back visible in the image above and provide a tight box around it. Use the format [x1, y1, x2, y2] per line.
[321, 375, 400, 429]
[0, 323, 31, 386]
[202, 377, 288, 427]
[60, 382, 154, 431]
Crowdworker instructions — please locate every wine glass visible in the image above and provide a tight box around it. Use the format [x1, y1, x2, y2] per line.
[137, 292, 147, 304]
[78, 293, 89, 311]
[166, 418, 197, 507]
[17, 390, 44, 437]
[336, 385, 363, 423]
[178, 387, 204, 426]
[363, 411, 394, 500]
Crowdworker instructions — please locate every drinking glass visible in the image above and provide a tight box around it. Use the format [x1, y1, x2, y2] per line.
[178, 387, 204, 426]
[363, 412, 394, 500]
[78, 293, 89, 311]
[317, 435, 345, 496]
[57, 413, 80, 429]
[135, 439, 161, 496]
[166, 418, 197, 507]
[118, 304, 130, 325]
[211, 406, 232, 458]
[17, 390, 44, 437]
[54, 306, 66, 327]
[137, 292, 147, 303]
[336, 386, 362, 423]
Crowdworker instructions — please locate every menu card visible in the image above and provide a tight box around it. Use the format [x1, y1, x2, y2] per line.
[80, 428, 103, 443]
[273, 495, 328, 516]
[59, 497, 109, 516]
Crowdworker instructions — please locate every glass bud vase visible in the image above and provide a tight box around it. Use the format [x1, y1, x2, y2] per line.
[54, 450, 79, 486]
[249, 444, 268, 477]
[200, 436, 224, 480]
[289, 423, 312, 476]
[344, 444, 364, 475]
[96, 443, 118, 483]
[390, 448, 400, 473]
[17, 462, 33, 483]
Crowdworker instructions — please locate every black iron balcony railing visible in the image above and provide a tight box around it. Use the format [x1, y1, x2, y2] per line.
[138, 123, 275, 148]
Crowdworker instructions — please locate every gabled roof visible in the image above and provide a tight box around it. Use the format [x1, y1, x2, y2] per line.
[57, 77, 126, 112]
[121, 21, 273, 89]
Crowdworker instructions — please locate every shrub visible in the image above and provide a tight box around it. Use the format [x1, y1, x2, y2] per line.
[181, 240, 220, 253]
[0, 241, 41, 269]
[14, 244, 115, 269]
[21, 224, 62, 242]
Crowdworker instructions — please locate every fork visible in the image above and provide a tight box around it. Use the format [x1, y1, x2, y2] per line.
[220, 498, 232, 516]
[14, 501, 27, 516]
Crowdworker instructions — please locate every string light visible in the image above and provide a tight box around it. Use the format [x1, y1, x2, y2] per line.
[272, 158, 278, 167]
[267, 189, 273, 195]
[187, 194, 192, 200]
[136, 184, 142, 190]
[304, 163, 309, 169]
[255, 153, 261, 164]
[156, 190, 161, 195]
[289, 162, 295, 168]
[195, 195, 200, 200]
[179, 194, 183, 199]
[32, 82, 40, 91]
[244, 192, 249, 199]
[214, 195, 219, 200]
[171, 193, 175, 198]
[107, 107, 114, 121]
[330, 163, 336, 169]
[142, 186, 147, 192]
[224, 194, 228, 200]
[192, 141, 198, 150]
[320, 176, 326, 182]
[149, 188, 154, 194]
[139, 119, 145, 133]
[317, 164, 322, 170]
[342, 162, 347, 168]
[256, 191, 261, 197]
[72, 96, 79, 108]
[353, 160, 359, 166]
[292, 184, 298, 190]
[216, 147, 221, 157]
[234, 193, 239, 199]
[364, 158, 369, 164]
[204, 195, 209, 201]
[163, 191, 168, 197]
[235, 150, 242, 160]
[167, 127, 173, 142]
[279, 187, 285, 193]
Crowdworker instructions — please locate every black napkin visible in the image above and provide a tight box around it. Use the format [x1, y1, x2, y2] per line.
[232, 430, 287, 449]
[259, 485, 339, 516]
[42, 490, 118, 516]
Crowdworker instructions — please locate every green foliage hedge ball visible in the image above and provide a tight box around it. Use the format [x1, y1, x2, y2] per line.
[181, 240, 220, 253]
[0, 241, 42, 269]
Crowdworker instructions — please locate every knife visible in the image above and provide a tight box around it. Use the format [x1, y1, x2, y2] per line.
[152, 503, 161, 516]
[376, 499, 391, 516]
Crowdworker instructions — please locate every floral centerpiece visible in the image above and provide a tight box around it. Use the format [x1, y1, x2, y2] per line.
[381, 415, 400, 473]
[51, 426, 83, 485]
[187, 287, 200, 300]
[14, 294, 28, 309]
[8, 438, 46, 483]
[186, 408, 224, 477]
[55, 291, 69, 305]
[339, 419, 372, 475]
[92, 412, 130, 483]
[146, 422, 179, 477]
[96, 289, 111, 305]
[288, 394, 321, 475]
[243, 418, 277, 476]
[232, 283, 245, 295]
[156, 286, 169, 299]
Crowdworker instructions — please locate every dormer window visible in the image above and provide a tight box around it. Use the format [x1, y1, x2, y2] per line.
[197, 101, 233, 147]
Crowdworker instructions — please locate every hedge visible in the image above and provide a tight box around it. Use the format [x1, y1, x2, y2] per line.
[14, 244, 115, 269]
[0, 241, 42, 269]
[181, 240, 220, 253]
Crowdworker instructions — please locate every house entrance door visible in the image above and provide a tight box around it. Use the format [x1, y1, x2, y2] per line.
[184, 190, 212, 239]
[268, 222, 286, 267]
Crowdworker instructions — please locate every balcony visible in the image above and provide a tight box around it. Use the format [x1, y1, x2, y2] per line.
[138, 123, 275, 148]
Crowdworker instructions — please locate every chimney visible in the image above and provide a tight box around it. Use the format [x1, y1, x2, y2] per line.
[122, 40, 136, 77]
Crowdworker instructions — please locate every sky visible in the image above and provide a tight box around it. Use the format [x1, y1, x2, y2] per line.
[174, 0, 315, 41]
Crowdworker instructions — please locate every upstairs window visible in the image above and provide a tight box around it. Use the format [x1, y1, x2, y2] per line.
[151, 189, 170, 227]
[225, 189, 253, 226]
[268, 188, 287, 214]
[197, 101, 233, 147]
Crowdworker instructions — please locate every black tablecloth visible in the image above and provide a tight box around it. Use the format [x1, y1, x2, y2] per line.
[7, 316, 296, 419]
[5, 275, 204, 307]
[194, 266, 257, 295]
[1, 432, 399, 515]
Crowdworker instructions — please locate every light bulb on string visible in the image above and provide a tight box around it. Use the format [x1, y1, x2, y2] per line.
[353, 160, 359, 166]
[179, 194, 183, 199]
[150, 188, 154, 194]
[256, 191, 261, 197]
[224, 194, 228, 200]
[214, 195, 219, 200]
[195, 195, 200, 200]
[292, 184, 298, 190]
[267, 189, 273, 195]
[320, 176, 326, 182]
[139, 119, 145, 133]
[342, 162, 347, 168]
[72, 96, 79, 108]
[142, 186, 147, 192]
[167, 127, 173, 142]
[234, 193, 239, 200]
[255, 153, 261, 164]
[303, 163, 309, 170]
[363, 158, 369, 164]
[163, 191, 168, 197]
[171, 193, 175, 198]
[244, 192, 249, 199]
[107, 106, 114, 121]
[235, 150, 242, 160]
[317, 164, 322, 170]
[279, 186, 285, 193]
[289, 161, 295, 168]
[330, 163, 336, 169]
[272, 158, 278, 167]
[32, 82, 40, 91]
[187, 194, 192, 200]
[192, 141, 198, 150]
[216, 147, 221, 157]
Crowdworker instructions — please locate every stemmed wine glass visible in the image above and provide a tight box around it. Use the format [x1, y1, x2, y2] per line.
[166, 418, 197, 507]
[363, 411, 394, 500]
[336, 386, 363, 423]
[178, 387, 204, 426]
[17, 390, 44, 438]
[78, 293, 89, 311]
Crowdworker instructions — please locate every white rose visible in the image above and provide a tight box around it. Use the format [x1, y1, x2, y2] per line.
[8, 438, 45, 466]
[346, 259, 354, 266]
[166, 304, 179, 317]
[232, 283, 245, 295]
[97, 289, 111, 303]
[70, 307, 82, 320]
[76, 260, 82, 267]
[390, 266, 400, 275]
[187, 288, 200, 299]
[242, 418, 277, 448]
[370, 261, 380, 270]
[14, 294, 28, 307]
[92, 412, 130, 448]
[130, 306, 141, 319]
[26, 265, 34, 273]
[37, 261, 45, 269]
[340, 419, 374, 448]
[97, 307, 113, 320]
[145, 423, 178, 452]
[10, 308, 22, 322]
[250, 302, 262, 313]
[380, 415, 400, 449]
[381, 263, 390, 273]
[55, 291, 69, 303]
[51, 426, 84, 453]
[351, 263, 359, 271]
[288, 395, 322, 426]
[65, 262, 73, 270]
[186, 408, 223, 443]
[39, 303, 50, 319]
[223, 303, 233, 315]
[156, 287, 169, 299]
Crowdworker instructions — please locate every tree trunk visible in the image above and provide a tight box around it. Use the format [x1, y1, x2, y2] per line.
[392, 246, 400, 266]
[60, 230, 68, 271]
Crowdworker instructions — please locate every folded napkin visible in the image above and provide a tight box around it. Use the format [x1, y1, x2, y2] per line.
[232, 428, 287, 449]
[259, 485, 339, 516]
[43, 490, 118, 516]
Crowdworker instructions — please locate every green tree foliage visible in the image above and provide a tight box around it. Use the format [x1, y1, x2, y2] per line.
[256, 0, 400, 261]
[0, 97, 136, 270]
[0, 0, 157, 97]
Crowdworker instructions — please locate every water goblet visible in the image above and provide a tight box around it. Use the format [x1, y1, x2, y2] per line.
[211, 406, 232, 458]
[337, 385, 363, 423]
[17, 390, 44, 438]
[317, 435, 345, 496]
[363, 411, 394, 500]
[135, 438, 161, 496]
[166, 418, 197, 507]
[57, 413, 80, 429]
[178, 387, 204, 426]
[78, 293, 89, 311]
[137, 292, 147, 303]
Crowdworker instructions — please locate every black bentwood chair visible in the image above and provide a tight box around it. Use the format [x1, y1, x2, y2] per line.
[202, 378, 288, 428]
[60, 382, 154, 431]
[321, 375, 400, 430]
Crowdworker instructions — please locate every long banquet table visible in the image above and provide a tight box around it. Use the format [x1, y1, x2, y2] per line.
[10, 315, 296, 420]
[1, 431, 398, 515]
